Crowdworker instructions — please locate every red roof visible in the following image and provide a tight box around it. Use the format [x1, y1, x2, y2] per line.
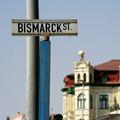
[94, 60, 120, 71]
[64, 74, 74, 88]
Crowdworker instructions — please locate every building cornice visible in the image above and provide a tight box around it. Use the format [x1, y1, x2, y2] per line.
[75, 83, 120, 87]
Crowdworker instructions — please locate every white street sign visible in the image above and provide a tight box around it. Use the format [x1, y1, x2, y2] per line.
[12, 19, 77, 36]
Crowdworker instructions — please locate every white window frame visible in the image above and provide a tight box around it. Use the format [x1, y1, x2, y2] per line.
[77, 93, 86, 109]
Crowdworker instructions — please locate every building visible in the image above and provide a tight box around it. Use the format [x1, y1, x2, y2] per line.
[12, 112, 26, 120]
[62, 51, 120, 120]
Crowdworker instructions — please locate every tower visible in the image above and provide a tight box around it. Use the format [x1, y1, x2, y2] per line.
[74, 50, 94, 120]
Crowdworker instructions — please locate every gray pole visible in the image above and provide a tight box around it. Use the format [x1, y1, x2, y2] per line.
[26, 0, 39, 120]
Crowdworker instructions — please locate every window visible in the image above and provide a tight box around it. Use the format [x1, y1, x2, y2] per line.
[90, 95, 93, 109]
[83, 73, 86, 82]
[90, 73, 92, 83]
[100, 72, 107, 83]
[77, 93, 86, 109]
[99, 95, 109, 109]
[77, 74, 81, 83]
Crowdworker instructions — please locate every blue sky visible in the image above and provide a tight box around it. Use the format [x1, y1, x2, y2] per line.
[0, 0, 120, 119]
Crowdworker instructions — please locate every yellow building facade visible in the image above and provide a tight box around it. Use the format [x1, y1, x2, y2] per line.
[62, 51, 120, 120]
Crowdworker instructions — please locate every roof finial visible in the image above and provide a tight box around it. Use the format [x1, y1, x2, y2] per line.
[78, 50, 84, 61]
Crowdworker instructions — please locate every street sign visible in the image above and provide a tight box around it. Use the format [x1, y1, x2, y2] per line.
[12, 19, 77, 36]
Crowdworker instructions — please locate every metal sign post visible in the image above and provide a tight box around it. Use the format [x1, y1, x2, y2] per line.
[26, 0, 39, 120]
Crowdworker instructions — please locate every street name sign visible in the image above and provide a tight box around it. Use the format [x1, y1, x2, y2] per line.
[12, 19, 77, 36]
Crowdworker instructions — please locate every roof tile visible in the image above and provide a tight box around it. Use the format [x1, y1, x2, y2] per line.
[94, 60, 120, 71]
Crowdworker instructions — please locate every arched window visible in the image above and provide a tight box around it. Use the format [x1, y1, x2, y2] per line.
[77, 93, 86, 109]
[77, 74, 81, 83]
[99, 95, 109, 109]
[83, 73, 86, 82]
